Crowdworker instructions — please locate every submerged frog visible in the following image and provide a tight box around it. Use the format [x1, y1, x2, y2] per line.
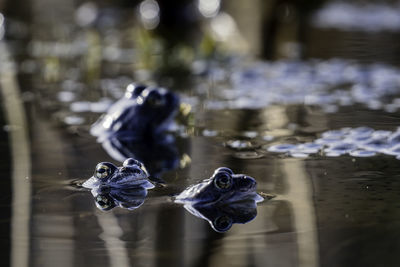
[91, 83, 180, 141]
[175, 167, 264, 232]
[82, 158, 155, 189]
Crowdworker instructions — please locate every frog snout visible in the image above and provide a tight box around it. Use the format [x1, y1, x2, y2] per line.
[237, 176, 257, 191]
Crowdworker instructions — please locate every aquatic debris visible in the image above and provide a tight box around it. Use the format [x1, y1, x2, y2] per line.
[388, 131, 400, 145]
[202, 129, 218, 137]
[290, 152, 309, 158]
[203, 59, 400, 112]
[359, 138, 390, 152]
[382, 144, 400, 156]
[267, 127, 400, 160]
[268, 142, 321, 158]
[64, 115, 85, 125]
[242, 131, 258, 139]
[57, 91, 76, 102]
[262, 135, 274, 141]
[233, 151, 264, 159]
[325, 143, 357, 155]
[294, 143, 323, 154]
[267, 144, 296, 153]
[225, 140, 259, 151]
[313, 2, 400, 32]
[350, 127, 374, 137]
[349, 150, 377, 157]
[70, 101, 91, 112]
[70, 99, 112, 113]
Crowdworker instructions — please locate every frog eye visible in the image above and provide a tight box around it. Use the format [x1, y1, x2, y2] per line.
[146, 91, 165, 107]
[123, 158, 143, 168]
[95, 194, 115, 211]
[94, 163, 116, 180]
[214, 171, 233, 190]
[212, 215, 233, 232]
[214, 167, 233, 175]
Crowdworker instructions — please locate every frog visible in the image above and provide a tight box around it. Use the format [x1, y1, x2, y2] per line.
[90, 83, 180, 142]
[82, 158, 155, 189]
[175, 167, 263, 204]
[174, 167, 264, 232]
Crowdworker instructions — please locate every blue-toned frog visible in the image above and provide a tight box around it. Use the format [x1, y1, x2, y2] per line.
[91, 83, 180, 141]
[83, 158, 155, 211]
[175, 167, 264, 232]
[82, 158, 154, 189]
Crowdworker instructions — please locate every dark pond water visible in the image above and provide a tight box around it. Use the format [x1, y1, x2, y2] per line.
[2, 1, 400, 267]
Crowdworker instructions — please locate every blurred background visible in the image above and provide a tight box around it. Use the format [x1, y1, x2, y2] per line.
[2, 0, 400, 267]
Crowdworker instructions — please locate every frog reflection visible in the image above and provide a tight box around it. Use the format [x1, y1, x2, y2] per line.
[91, 83, 180, 142]
[92, 185, 149, 211]
[175, 167, 264, 232]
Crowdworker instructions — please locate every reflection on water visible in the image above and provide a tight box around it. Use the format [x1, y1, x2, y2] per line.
[179, 197, 264, 233]
[2, 0, 400, 266]
[92, 186, 149, 211]
[101, 137, 179, 178]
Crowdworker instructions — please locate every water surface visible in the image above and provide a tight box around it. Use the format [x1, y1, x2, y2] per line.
[2, 1, 400, 267]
